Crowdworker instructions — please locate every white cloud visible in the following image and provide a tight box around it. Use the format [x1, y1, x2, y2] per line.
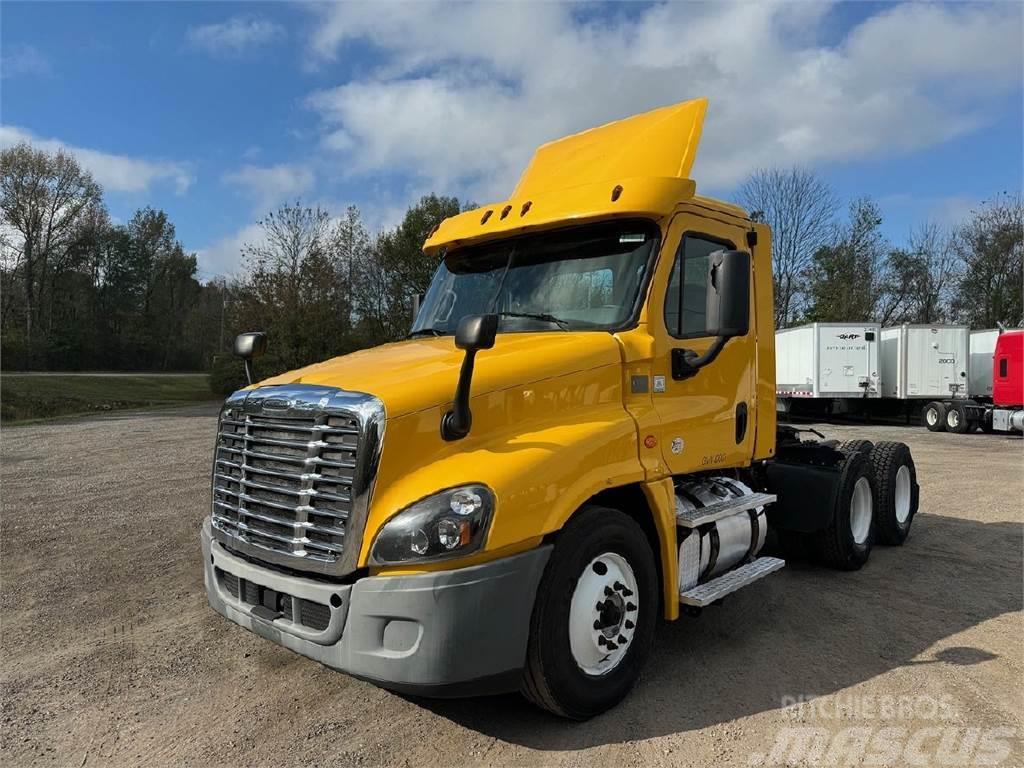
[222, 163, 315, 212]
[194, 222, 265, 279]
[305, 1, 1023, 201]
[1, 44, 52, 78]
[0, 125, 194, 195]
[187, 15, 285, 56]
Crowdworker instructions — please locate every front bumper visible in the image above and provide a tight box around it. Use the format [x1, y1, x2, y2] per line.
[201, 518, 551, 696]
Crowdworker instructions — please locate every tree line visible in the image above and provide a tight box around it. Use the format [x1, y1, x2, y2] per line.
[1, 144, 1021, 387]
[737, 168, 1022, 331]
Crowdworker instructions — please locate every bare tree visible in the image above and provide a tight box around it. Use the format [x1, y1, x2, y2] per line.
[907, 222, 958, 323]
[951, 194, 1023, 328]
[736, 168, 838, 327]
[0, 143, 102, 365]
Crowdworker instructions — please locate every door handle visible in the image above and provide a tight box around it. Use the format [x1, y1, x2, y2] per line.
[735, 402, 748, 444]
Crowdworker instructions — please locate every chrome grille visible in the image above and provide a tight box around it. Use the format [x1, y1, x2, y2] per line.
[210, 385, 384, 577]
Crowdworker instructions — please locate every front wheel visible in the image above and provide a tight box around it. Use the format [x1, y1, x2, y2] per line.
[521, 506, 657, 719]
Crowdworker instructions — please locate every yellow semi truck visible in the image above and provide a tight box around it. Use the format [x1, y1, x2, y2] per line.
[202, 97, 920, 719]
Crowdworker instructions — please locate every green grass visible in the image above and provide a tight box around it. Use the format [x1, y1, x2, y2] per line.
[0, 373, 219, 424]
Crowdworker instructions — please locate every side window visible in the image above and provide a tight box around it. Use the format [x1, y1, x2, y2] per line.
[999, 357, 1008, 378]
[663, 234, 732, 338]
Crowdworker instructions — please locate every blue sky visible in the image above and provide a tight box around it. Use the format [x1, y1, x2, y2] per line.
[2, 1, 1021, 280]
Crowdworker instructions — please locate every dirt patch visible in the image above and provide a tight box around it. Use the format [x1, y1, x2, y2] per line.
[1, 408, 1021, 766]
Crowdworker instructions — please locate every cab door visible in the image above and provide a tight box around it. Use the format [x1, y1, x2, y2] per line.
[648, 209, 756, 475]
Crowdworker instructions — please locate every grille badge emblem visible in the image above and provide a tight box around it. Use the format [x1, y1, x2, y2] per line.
[262, 397, 293, 410]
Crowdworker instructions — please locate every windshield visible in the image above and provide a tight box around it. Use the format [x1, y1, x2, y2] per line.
[411, 219, 659, 335]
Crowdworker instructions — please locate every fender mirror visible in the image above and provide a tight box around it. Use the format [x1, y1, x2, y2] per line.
[233, 331, 268, 385]
[442, 314, 498, 441]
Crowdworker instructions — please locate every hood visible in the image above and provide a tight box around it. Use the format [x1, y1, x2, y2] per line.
[254, 332, 623, 419]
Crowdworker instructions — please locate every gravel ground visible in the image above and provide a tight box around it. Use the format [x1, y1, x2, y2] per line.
[1, 406, 1021, 767]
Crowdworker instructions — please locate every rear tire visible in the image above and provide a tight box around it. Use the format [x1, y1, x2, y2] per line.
[946, 402, 970, 434]
[869, 441, 918, 545]
[812, 451, 875, 570]
[520, 505, 657, 719]
[839, 439, 874, 456]
[923, 401, 946, 432]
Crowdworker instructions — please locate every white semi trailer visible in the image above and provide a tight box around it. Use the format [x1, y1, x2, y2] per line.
[878, 325, 970, 401]
[775, 323, 880, 407]
[967, 329, 1000, 400]
[776, 323, 974, 423]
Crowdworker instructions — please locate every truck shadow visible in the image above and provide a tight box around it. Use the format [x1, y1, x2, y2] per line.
[416, 513, 1021, 749]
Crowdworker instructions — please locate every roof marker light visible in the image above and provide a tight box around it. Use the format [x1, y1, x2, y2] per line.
[520, 201, 532, 216]
[480, 210, 493, 225]
[611, 185, 623, 202]
[500, 205, 512, 220]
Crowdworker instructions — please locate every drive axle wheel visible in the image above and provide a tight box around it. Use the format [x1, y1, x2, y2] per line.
[869, 441, 918, 545]
[813, 451, 875, 570]
[521, 506, 656, 720]
[923, 401, 947, 432]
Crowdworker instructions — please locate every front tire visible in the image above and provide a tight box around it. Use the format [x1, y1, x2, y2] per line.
[521, 506, 657, 719]
[924, 401, 947, 432]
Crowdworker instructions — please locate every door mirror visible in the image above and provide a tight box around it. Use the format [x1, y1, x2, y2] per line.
[705, 250, 750, 338]
[671, 250, 750, 381]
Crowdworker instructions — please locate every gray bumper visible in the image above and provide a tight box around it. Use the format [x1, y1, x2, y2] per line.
[201, 519, 551, 696]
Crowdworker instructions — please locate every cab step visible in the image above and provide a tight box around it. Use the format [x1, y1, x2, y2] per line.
[675, 492, 777, 528]
[679, 556, 785, 607]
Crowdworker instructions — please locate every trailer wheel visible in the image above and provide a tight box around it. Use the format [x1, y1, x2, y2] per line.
[945, 402, 971, 434]
[869, 441, 918, 545]
[839, 439, 874, 456]
[520, 505, 657, 720]
[923, 401, 947, 432]
[813, 451, 875, 570]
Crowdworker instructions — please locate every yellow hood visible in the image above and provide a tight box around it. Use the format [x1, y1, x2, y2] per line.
[255, 332, 623, 419]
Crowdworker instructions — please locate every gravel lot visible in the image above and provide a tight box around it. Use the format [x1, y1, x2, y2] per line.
[2, 406, 1021, 767]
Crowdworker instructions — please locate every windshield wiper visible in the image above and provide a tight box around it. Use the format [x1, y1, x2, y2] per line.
[408, 327, 447, 338]
[496, 311, 571, 330]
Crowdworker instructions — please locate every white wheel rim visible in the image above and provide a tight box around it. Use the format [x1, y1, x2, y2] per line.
[568, 553, 638, 676]
[850, 476, 873, 545]
[925, 408, 937, 426]
[894, 465, 912, 524]
[948, 410, 960, 428]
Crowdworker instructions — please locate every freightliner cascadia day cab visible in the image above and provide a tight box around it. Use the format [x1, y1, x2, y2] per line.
[202, 98, 921, 719]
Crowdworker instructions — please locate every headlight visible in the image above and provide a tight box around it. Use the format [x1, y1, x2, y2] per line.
[369, 485, 494, 565]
